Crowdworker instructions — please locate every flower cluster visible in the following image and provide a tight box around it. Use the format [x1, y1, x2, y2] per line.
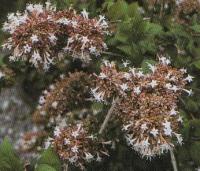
[16, 130, 47, 152]
[91, 56, 193, 158]
[51, 123, 110, 170]
[2, 2, 60, 70]
[33, 72, 92, 125]
[56, 9, 109, 62]
[2, 2, 109, 70]
[175, 0, 200, 24]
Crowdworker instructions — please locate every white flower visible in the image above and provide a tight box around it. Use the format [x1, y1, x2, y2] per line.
[64, 138, 70, 145]
[174, 133, 183, 145]
[89, 46, 97, 54]
[84, 152, 94, 162]
[141, 138, 150, 147]
[141, 123, 148, 131]
[23, 44, 32, 53]
[54, 126, 61, 137]
[180, 68, 187, 73]
[102, 60, 113, 67]
[39, 96, 45, 104]
[81, 9, 89, 19]
[134, 86, 141, 95]
[147, 63, 157, 73]
[91, 87, 105, 102]
[150, 128, 159, 137]
[184, 74, 194, 83]
[171, 85, 179, 92]
[57, 18, 70, 25]
[51, 101, 58, 109]
[0, 72, 5, 79]
[165, 83, 172, 89]
[120, 83, 128, 91]
[30, 34, 39, 43]
[159, 56, 171, 65]
[97, 15, 105, 25]
[123, 73, 131, 80]
[49, 84, 55, 90]
[122, 60, 130, 67]
[49, 34, 57, 44]
[99, 72, 107, 79]
[178, 116, 183, 123]
[81, 36, 89, 50]
[31, 50, 41, 66]
[71, 145, 79, 153]
[170, 108, 178, 115]
[71, 131, 79, 138]
[162, 121, 172, 136]
[44, 137, 53, 149]
[9, 55, 17, 61]
[26, 4, 44, 14]
[71, 21, 78, 28]
[160, 143, 172, 153]
[136, 71, 144, 78]
[162, 120, 171, 128]
[96, 154, 102, 162]
[148, 80, 158, 88]
[69, 155, 78, 163]
[182, 89, 193, 96]
[122, 123, 133, 131]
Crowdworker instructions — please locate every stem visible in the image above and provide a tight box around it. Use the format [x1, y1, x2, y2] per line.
[63, 163, 68, 171]
[102, 51, 124, 58]
[170, 149, 178, 171]
[99, 97, 120, 134]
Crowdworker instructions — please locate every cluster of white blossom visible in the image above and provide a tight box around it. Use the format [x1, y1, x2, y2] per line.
[51, 123, 110, 170]
[2, 2, 109, 70]
[91, 56, 193, 159]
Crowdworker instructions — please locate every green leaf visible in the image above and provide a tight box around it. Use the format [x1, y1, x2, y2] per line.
[117, 45, 132, 56]
[107, 0, 128, 20]
[190, 142, 200, 165]
[35, 164, 56, 171]
[190, 25, 200, 33]
[127, 2, 139, 18]
[37, 148, 61, 171]
[191, 60, 200, 70]
[145, 22, 163, 35]
[0, 138, 23, 171]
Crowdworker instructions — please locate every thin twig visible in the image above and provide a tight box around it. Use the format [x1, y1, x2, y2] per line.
[102, 51, 124, 58]
[99, 97, 120, 134]
[170, 149, 178, 171]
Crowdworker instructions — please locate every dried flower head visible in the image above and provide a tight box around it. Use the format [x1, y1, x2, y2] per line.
[92, 56, 193, 158]
[2, 2, 61, 70]
[175, 0, 200, 24]
[2, 4, 110, 70]
[56, 8, 109, 62]
[33, 72, 92, 124]
[16, 130, 47, 152]
[52, 123, 110, 170]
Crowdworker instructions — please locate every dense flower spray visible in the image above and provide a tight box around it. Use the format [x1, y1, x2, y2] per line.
[175, 0, 200, 23]
[51, 123, 110, 170]
[33, 72, 92, 125]
[56, 8, 109, 62]
[2, 2, 110, 70]
[2, 2, 60, 70]
[91, 56, 193, 158]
